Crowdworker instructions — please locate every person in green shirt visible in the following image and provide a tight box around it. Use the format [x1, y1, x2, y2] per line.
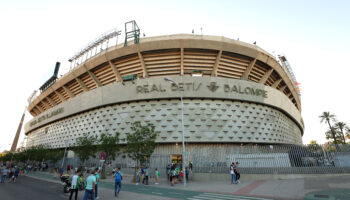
[95, 169, 100, 199]
[83, 170, 96, 200]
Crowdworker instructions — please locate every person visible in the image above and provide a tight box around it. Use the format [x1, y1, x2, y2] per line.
[170, 165, 175, 186]
[135, 167, 140, 185]
[69, 170, 81, 200]
[230, 162, 236, 184]
[83, 170, 96, 200]
[185, 167, 189, 182]
[95, 169, 100, 199]
[112, 168, 116, 176]
[13, 167, 20, 183]
[189, 161, 193, 171]
[114, 168, 122, 197]
[141, 166, 145, 184]
[166, 164, 171, 181]
[59, 167, 64, 178]
[234, 162, 240, 184]
[154, 168, 159, 184]
[8, 167, 14, 183]
[1, 167, 8, 183]
[144, 167, 149, 185]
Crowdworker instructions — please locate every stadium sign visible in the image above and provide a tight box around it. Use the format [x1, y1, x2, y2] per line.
[30, 107, 64, 127]
[136, 82, 267, 98]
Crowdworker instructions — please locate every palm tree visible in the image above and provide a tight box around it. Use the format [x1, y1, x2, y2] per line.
[325, 127, 343, 144]
[334, 122, 347, 144]
[345, 126, 350, 142]
[319, 112, 337, 144]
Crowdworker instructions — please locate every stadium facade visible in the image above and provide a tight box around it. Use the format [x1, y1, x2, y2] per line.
[24, 34, 303, 164]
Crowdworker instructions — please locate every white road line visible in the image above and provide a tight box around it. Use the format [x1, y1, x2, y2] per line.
[188, 196, 223, 200]
[151, 192, 163, 195]
[202, 193, 272, 200]
[198, 194, 245, 200]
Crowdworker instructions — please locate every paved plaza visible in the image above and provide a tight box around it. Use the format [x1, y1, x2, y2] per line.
[4, 171, 347, 200]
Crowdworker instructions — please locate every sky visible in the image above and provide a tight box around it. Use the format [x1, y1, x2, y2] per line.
[0, 0, 349, 151]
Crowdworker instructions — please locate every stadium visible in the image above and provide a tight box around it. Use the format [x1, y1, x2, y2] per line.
[24, 26, 304, 166]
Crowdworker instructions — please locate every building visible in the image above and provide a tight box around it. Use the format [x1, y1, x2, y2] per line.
[24, 34, 304, 165]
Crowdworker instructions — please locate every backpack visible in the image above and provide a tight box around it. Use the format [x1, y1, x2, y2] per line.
[115, 172, 122, 182]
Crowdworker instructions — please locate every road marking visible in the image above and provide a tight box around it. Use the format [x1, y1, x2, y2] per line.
[169, 192, 182, 195]
[187, 193, 273, 200]
[203, 192, 272, 199]
[151, 192, 163, 195]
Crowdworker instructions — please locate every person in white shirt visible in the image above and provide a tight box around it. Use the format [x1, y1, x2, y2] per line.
[69, 170, 81, 200]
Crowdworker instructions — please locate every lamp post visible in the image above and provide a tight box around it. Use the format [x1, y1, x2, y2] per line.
[164, 77, 186, 187]
[61, 140, 68, 169]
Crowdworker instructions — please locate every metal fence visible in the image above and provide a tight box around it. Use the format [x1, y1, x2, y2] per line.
[55, 144, 350, 175]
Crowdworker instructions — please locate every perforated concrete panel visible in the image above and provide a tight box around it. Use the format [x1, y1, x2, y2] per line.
[26, 99, 302, 148]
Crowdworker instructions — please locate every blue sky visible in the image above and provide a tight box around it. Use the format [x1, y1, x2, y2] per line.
[0, 0, 349, 150]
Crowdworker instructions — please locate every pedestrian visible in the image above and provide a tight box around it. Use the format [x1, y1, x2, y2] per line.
[230, 162, 236, 184]
[166, 164, 171, 181]
[114, 168, 122, 197]
[112, 168, 116, 176]
[13, 167, 20, 183]
[59, 167, 64, 178]
[95, 168, 100, 199]
[135, 167, 140, 185]
[8, 167, 14, 183]
[1, 167, 8, 183]
[83, 170, 96, 200]
[189, 161, 193, 171]
[185, 167, 189, 182]
[234, 162, 240, 184]
[154, 168, 159, 184]
[141, 166, 145, 184]
[145, 167, 149, 185]
[69, 170, 81, 200]
[171, 166, 176, 186]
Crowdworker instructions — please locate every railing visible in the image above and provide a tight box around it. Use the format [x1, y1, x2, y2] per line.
[47, 144, 350, 175]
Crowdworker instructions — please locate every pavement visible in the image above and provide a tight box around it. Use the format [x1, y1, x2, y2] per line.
[20, 171, 350, 200]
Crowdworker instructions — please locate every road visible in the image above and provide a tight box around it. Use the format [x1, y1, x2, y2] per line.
[27, 172, 275, 200]
[0, 176, 170, 200]
[0, 176, 66, 200]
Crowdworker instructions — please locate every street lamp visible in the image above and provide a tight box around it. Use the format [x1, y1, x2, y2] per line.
[164, 77, 186, 187]
[61, 140, 68, 169]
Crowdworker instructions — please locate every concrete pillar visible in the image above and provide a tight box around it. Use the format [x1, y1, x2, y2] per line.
[242, 59, 257, 80]
[211, 50, 222, 76]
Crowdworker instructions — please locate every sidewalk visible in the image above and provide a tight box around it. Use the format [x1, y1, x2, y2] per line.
[25, 171, 350, 200]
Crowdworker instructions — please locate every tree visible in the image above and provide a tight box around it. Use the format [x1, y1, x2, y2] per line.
[124, 121, 157, 178]
[47, 149, 65, 167]
[98, 132, 120, 178]
[29, 145, 49, 162]
[325, 127, 343, 144]
[346, 127, 350, 141]
[72, 133, 98, 166]
[319, 112, 337, 144]
[334, 122, 348, 144]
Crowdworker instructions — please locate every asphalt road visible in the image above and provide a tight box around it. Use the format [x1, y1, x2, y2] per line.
[0, 176, 67, 200]
[0, 175, 172, 200]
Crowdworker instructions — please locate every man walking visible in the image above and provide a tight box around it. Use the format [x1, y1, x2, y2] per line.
[83, 170, 96, 200]
[69, 170, 81, 200]
[114, 168, 122, 197]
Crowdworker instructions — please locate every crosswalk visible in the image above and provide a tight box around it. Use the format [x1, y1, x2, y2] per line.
[187, 192, 273, 200]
